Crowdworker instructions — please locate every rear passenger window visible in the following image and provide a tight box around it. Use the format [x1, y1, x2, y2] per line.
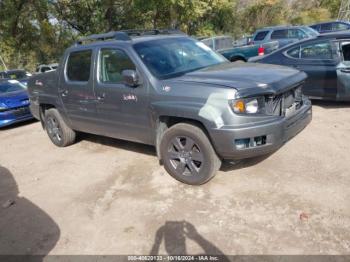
[66, 50, 92, 82]
[254, 31, 269, 41]
[271, 30, 288, 39]
[321, 23, 332, 32]
[99, 49, 136, 83]
[300, 41, 332, 59]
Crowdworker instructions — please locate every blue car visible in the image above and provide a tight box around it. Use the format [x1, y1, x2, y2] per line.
[310, 21, 350, 34]
[0, 80, 33, 127]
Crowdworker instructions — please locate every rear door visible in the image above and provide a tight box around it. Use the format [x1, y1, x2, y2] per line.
[59, 48, 99, 133]
[284, 40, 339, 99]
[93, 47, 152, 144]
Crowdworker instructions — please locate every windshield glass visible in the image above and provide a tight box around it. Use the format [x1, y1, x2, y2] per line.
[4, 70, 27, 79]
[0, 81, 26, 93]
[133, 37, 227, 79]
[303, 27, 319, 37]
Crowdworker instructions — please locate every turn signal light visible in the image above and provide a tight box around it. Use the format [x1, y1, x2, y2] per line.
[233, 100, 245, 113]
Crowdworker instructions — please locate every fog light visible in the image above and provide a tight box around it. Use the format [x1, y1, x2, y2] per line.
[235, 138, 250, 149]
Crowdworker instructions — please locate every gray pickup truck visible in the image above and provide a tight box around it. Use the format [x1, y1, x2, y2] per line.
[28, 30, 312, 185]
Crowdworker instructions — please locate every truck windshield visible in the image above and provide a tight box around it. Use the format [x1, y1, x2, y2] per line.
[0, 81, 26, 93]
[133, 37, 227, 79]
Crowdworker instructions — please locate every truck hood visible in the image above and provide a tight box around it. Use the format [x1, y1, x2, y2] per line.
[0, 90, 29, 109]
[169, 62, 306, 97]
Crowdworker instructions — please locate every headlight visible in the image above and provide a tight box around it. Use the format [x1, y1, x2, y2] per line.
[230, 97, 265, 114]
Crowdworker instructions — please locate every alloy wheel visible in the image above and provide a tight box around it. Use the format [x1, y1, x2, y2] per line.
[167, 136, 204, 176]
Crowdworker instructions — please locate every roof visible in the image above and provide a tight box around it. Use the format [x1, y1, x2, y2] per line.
[309, 20, 350, 26]
[256, 25, 310, 31]
[72, 29, 187, 48]
[317, 30, 350, 39]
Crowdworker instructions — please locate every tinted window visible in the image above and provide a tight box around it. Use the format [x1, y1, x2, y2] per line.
[321, 23, 332, 32]
[42, 67, 51, 72]
[134, 37, 226, 79]
[310, 25, 320, 31]
[254, 31, 269, 41]
[341, 42, 350, 61]
[66, 50, 92, 82]
[99, 49, 136, 83]
[287, 46, 300, 58]
[271, 30, 288, 39]
[300, 41, 332, 59]
[333, 23, 349, 31]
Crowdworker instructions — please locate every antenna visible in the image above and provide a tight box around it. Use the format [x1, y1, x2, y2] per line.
[338, 0, 350, 21]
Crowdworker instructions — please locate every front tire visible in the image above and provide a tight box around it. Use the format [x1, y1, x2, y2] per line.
[44, 108, 76, 147]
[160, 123, 221, 185]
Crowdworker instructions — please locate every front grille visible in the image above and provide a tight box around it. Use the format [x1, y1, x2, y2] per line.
[265, 85, 303, 116]
[10, 106, 30, 117]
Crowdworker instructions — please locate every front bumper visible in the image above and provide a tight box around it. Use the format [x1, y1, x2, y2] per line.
[210, 100, 312, 160]
[0, 106, 33, 128]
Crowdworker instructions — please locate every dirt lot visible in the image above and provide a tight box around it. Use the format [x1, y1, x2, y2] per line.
[0, 101, 350, 256]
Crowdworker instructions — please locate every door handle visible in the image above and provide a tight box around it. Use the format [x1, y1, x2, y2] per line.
[97, 93, 106, 101]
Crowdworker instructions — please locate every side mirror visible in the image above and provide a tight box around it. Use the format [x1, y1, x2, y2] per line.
[122, 70, 139, 87]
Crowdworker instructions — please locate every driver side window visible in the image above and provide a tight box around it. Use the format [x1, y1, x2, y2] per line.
[99, 49, 136, 84]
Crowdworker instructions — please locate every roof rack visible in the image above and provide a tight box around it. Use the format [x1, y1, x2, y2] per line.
[75, 29, 185, 45]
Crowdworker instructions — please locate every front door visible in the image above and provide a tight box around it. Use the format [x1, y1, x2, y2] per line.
[336, 41, 350, 100]
[94, 47, 152, 144]
[59, 48, 99, 133]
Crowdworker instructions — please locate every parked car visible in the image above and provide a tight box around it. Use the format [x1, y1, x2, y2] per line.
[249, 31, 350, 101]
[0, 79, 33, 127]
[201, 35, 279, 62]
[310, 21, 350, 34]
[28, 30, 311, 185]
[0, 69, 32, 87]
[35, 63, 58, 74]
[251, 25, 319, 48]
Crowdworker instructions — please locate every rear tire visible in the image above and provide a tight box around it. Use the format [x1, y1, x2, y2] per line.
[160, 123, 221, 185]
[44, 108, 76, 147]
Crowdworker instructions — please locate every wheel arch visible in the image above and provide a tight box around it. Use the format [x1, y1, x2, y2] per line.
[230, 55, 247, 62]
[155, 115, 217, 161]
[39, 103, 56, 129]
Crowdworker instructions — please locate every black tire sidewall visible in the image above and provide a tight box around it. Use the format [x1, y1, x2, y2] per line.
[44, 109, 71, 147]
[160, 124, 219, 185]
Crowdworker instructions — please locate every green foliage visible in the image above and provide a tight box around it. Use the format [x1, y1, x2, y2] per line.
[241, 0, 287, 33]
[0, 0, 343, 71]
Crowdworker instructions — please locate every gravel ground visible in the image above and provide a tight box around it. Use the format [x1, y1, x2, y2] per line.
[0, 101, 349, 256]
